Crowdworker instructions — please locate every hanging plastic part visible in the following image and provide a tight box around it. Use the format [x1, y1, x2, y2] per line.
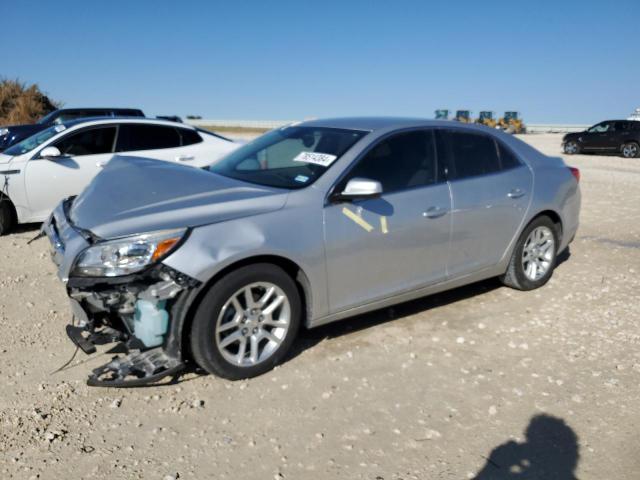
[87, 347, 184, 388]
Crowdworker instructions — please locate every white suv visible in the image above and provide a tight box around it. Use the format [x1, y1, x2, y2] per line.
[0, 118, 238, 234]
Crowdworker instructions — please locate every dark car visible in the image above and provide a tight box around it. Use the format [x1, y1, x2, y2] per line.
[563, 120, 640, 158]
[0, 107, 145, 151]
[156, 115, 183, 123]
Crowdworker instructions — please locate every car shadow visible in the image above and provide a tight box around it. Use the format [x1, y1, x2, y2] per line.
[291, 276, 503, 360]
[9, 222, 42, 237]
[289, 246, 571, 362]
[473, 414, 579, 480]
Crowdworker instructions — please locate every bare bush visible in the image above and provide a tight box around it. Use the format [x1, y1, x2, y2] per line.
[0, 79, 60, 126]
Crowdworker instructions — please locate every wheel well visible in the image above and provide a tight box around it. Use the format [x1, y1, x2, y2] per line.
[178, 255, 312, 361]
[0, 193, 17, 223]
[532, 210, 563, 242]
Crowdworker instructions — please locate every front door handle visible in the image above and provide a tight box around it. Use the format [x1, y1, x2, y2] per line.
[176, 155, 195, 162]
[507, 188, 526, 199]
[423, 206, 448, 218]
[96, 161, 107, 168]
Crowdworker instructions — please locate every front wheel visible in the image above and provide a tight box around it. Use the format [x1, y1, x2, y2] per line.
[621, 142, 639, 158]
[501, 216, 559, 291]
[563, 141, 580, 155]
[190, 263, 301, 380]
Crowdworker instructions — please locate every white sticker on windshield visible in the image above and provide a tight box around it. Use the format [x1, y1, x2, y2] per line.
[293, 151, 337, 167]
[54, 125, 66, 133]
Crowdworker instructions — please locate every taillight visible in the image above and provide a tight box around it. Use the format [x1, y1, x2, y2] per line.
[569, 166, 580, 183]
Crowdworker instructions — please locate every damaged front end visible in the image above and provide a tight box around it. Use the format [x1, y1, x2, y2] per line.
[67, 265, 199, 387]
[43, 199, 201, 387]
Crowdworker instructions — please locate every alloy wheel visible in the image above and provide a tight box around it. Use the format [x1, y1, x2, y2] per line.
[215, 282, 291, 367]
[622, 143, 638, 158]
[521, 226, 555, 281]
[564, 141, 578, 154]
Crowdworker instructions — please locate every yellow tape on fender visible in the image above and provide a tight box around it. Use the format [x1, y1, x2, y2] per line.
[342, 207, 374, 232]
[380, 216, 388, 234]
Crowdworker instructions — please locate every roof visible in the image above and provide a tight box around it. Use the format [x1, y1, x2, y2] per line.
[297, 116, 501, 134]
[60, 117, 193, 130]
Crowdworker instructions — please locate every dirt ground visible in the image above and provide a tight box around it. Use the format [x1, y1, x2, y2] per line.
[1, 134, 639, 479]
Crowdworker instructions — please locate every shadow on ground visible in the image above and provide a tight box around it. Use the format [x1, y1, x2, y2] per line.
[474, 414, 579, 480]
[291, 247, 571, 361]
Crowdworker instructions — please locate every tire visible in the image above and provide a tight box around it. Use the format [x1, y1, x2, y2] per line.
[190, 263, 301, 380]
[621, 142, 639, 158]
[500, 216, 559, 291]
[563, 141, 580, 155]
[0, 198, 14, 236]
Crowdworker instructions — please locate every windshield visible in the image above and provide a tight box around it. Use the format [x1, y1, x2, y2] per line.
[588, 122, 610, 133]
[208, 126, 367, 189]
[37, 110, 59, 125]
[4, 125, 66, 156]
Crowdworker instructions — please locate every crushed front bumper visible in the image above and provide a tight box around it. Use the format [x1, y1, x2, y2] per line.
[43, 200, 200, 387]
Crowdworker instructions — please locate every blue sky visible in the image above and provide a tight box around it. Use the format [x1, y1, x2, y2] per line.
[2, 0, 637, 123]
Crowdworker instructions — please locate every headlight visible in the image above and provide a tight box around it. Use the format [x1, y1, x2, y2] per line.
[72, 228, 187, 277]
[0, 128, 9, 136]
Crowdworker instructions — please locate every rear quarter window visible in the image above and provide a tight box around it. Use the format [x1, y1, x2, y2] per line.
[178, 128, 203, 146]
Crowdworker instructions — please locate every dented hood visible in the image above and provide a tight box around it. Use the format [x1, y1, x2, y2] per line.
[69, 156, 289, 239]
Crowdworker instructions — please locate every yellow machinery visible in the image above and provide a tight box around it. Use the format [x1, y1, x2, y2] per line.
[498, 111, 525, 134]
[454, 110, 472, 123]
[435, 109, 449, 120]
[476, 111, 497, 128]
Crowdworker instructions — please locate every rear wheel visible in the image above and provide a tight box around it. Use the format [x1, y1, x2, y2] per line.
[621, 142, 639, 158]
[564, 141, 580, 155]
[190, 263, 301, 380]
[501, 216, 559, 291]
[0, 199, 14, 236]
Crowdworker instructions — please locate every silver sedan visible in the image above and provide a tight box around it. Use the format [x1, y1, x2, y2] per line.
[44, 117, 581, 386]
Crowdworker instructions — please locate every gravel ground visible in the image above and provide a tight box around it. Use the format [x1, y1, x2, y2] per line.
[1, 134, 639, 479]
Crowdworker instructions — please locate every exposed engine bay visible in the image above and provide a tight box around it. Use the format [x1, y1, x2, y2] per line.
[65, 264, 200, 387]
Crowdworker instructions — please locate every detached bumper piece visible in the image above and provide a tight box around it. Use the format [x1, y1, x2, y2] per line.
[87, 348, 184, 388]
[66, 324, 124, 355]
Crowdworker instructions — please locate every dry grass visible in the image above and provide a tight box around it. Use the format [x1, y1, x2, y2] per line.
[0, 78, 60, 126]
[198, 125, 271, 135]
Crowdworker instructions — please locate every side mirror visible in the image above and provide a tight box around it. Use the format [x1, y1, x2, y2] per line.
[333, 177, 383, 202]
[40, 146, 62, 159]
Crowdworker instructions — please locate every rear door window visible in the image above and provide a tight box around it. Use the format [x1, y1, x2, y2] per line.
[445, 130, 501, 179]
[53, 127, 117, 156]
[116, 124, 182, 152]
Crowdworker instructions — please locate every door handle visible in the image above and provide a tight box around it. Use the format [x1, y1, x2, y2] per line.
[96, 161, 107, 168]
[507, 188, 526, 199]
[176, 155, 195, 161]
[423, 206, 448, 218]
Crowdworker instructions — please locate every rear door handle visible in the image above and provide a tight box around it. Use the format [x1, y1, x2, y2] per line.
[176, 155, 195, 162]
[423, 206, 448, 218]
[96, 161, 107, 168]
[507, 188, 526, 199]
